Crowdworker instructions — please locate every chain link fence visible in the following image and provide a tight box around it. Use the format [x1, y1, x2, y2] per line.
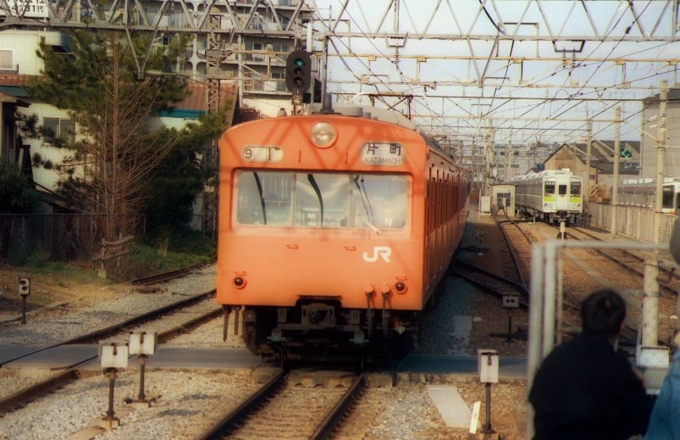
[0, 214, 144, 265]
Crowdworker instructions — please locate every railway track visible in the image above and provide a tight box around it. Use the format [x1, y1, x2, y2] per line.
[565, 226, 679, 297]
[1, 262, 223, 414]
[0, 292, 223, 413]
[451, 260, 529, 307]
[131, 259, 216, 286]
[199, 370, 369, 440]
[452, 212, 532, 305]
[522, 223, 674, 349]
[493, 213, 535, 287]
[0, 290, 219, 366]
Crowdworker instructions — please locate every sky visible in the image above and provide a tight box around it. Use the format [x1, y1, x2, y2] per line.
[306, 0, 680, 148]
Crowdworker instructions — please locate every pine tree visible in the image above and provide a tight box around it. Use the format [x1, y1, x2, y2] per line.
[26, 30, 228, 241]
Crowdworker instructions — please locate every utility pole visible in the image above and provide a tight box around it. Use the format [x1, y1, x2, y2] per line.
[505, 129, 513, 182]
[655, 80, 668, 246]
[484, 119, 494, 196]
[585, 121, 592, 222]
[610, 107, 621, 238]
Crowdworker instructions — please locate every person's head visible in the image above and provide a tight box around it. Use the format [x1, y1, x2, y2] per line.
[581, 289, 626, 340]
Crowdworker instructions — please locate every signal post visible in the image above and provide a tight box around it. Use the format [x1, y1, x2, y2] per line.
[285, 50, 312, 114]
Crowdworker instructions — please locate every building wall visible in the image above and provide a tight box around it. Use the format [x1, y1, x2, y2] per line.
[641, 96, 680, 180]
[0, 30, 66, 75]
[17, 102, 76, 191]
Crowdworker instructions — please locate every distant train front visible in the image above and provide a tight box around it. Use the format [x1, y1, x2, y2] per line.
[512, 169, 583, 225]
[216, 111, 469, 361]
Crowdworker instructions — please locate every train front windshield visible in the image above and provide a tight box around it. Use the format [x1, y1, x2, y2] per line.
[235, 171, 409, 230]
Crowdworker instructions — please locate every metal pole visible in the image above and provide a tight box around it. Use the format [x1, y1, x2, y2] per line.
[137, 355, 147, 402]
[482, 383, 494, 433]
[543, 241, 557, 356]
[556, 250, 564, 345]
[611, 107, 621, 238]
[585, 121, 592, 224]
[642, 259, 660, 346]
[21, 296, 27, 325]
[526, 244, 545, 440]
[104, 368, 117, 421]
[223, 306, 230, 341]
[655, 81, 668, 247]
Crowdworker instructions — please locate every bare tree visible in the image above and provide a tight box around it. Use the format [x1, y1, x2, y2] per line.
[27, 30, 196, 241]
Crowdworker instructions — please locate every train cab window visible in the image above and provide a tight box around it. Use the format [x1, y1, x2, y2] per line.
[235, 171, 409, 230]
[352, 174, 409, 230]
[544, 181, 555, 194]
[558, 185, 567, 196]
[571, 181, 582, 196]
[295, 173, 351, 227]
[236, 171, 294, 225]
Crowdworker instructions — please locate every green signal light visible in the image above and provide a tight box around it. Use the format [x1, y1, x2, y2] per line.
[294, 58, 305, 67]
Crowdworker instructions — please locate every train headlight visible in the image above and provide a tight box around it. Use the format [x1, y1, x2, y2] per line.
[233, 276, 247, 289]
[310, 122, 337, 148]
[395, 281, 408, 294]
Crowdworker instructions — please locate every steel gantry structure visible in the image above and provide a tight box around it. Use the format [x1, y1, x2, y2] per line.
[2, 0, 680, 194]
[308, 0, 680, 150]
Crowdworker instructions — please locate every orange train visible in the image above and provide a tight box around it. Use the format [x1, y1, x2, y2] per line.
[216, 105, 470, 361]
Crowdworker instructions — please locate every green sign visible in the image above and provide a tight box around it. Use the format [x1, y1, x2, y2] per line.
[620, 149, 632, 159]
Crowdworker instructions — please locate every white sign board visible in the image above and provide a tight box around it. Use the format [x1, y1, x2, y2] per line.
[2, 0, 48, 17]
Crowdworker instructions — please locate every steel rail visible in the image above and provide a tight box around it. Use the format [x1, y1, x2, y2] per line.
[0, 291, 215, 366]
[131, 259, 216, 285]
[310, 373, 367, 440]
[196, 369, 288, 440]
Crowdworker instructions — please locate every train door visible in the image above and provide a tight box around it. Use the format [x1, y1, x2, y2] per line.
[569, 178, 583, 210]
[554, 178, 570, 212]
[496, 192, 511, 215]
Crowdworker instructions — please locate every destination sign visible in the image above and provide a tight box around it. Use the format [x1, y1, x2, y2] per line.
[242, 146, 284, 163]
[361, 142, 405, 166]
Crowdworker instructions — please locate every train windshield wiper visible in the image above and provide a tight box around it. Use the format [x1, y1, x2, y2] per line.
[353, 175, 380, 234]
[307, 173, 324, 226]
[361, 217, 382, 235]
[253, 172, 267, 225]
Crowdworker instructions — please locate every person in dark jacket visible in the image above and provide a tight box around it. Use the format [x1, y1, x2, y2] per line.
[643, 330, 680, 439]
[528, 289, 655, 440]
